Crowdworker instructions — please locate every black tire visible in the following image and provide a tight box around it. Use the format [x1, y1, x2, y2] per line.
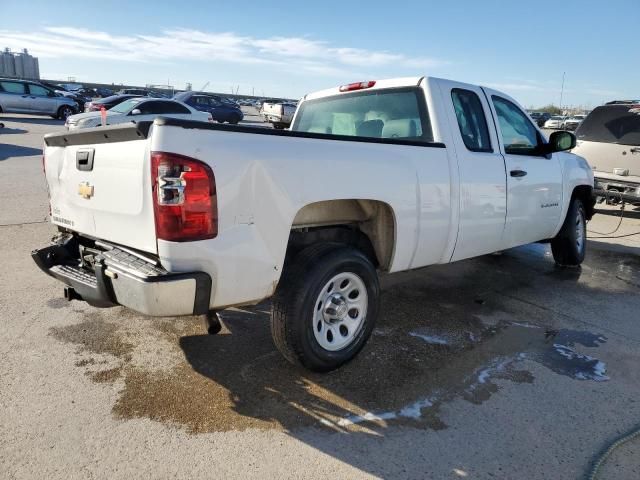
[271, 244, 380, 372]
[57, 105, 73, 121]
[551, 198, 586, 266]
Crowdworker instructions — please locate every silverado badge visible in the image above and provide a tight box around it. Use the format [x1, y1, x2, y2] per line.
[78, 181, 94, 199]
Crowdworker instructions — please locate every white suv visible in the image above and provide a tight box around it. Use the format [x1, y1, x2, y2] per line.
[573, 102, 640, 204]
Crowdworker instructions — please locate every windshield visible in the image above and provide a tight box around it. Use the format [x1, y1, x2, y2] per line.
[109, 99, 142, 113]
[292, 87, 433, 143]
[576, 105, 640, 146]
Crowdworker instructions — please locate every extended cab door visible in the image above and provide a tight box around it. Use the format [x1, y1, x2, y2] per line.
[436, 79, 507, 262]
[483, 89, 563, 248]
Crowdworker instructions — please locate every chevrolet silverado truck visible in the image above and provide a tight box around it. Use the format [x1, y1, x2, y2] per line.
[261, 100, 297, 129]
[33, 77, 595, 371]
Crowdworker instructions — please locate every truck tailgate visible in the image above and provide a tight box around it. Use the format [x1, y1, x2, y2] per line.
[44, 126, 157, 254]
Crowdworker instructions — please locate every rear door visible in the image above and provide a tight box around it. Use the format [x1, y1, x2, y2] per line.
[436, 79, 507, 261]
[483, 88, 563, 248]
[0, 80, 28, 112]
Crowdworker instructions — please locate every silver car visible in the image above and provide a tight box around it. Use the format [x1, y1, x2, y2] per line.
[0, 78, 77, 120]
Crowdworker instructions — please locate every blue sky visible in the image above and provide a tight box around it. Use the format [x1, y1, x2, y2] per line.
[1, 0, 637, 107]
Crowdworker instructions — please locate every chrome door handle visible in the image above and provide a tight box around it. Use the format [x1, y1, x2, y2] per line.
[630, 147, 640, 154]
[510, 169, 527, 177]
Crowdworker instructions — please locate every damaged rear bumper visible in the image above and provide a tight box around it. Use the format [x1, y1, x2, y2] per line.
[32, 234, 211, 316]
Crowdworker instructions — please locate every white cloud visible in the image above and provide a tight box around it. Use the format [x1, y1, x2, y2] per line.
[0, 27, 446, 76]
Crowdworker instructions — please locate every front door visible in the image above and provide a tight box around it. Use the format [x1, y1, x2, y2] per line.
[27, 83, 59, 115]
[483, 88, 563, 248]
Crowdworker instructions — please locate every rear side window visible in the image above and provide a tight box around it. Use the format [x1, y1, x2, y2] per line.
[576, 106, 640, 146]
[0, 81, 25, 94]
[451, 89, 492, 152]
[292, 87, 434, 144]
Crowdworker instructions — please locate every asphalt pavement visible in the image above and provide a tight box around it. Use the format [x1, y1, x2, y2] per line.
[1, 114, 639, 479]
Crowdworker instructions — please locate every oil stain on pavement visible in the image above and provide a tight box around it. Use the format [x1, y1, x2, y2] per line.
[47, 245, 624, 435]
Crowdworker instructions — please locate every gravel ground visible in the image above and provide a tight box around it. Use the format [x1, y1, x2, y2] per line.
[1, 115, 639, 479]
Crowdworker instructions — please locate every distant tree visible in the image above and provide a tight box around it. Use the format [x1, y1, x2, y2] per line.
[536, 104, 563, 115]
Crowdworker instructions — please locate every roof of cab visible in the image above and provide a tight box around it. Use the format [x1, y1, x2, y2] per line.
[303, 76, 425, 101]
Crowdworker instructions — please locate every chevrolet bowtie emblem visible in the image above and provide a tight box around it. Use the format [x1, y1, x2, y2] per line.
[78, 181, 94, 199]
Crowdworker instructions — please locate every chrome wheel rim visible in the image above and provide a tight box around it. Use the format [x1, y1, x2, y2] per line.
[61, 107, 72, 120]
[312, 272, 367, 351]
[576, 208, 585, 253]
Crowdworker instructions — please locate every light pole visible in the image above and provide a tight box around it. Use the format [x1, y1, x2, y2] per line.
[559, 71, 565, 114]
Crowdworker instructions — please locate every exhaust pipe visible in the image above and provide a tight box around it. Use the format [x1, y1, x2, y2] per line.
[64, 286, 82, 302]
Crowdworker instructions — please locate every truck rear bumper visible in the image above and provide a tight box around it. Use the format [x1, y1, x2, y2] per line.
[32, 236, 211, 317]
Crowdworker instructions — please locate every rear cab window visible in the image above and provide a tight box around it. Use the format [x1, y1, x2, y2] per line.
[577, 105, 640, 146]
[292, 87, 434, 144]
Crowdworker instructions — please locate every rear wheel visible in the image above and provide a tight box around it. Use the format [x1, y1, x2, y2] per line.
[271, 244, 379, 371]
[551, 198, 586, 266]
[57, 105, 73, 121]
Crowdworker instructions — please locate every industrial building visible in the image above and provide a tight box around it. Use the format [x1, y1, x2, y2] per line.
[0, 48, 40, 80]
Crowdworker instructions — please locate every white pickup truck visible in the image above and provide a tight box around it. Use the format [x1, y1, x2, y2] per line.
[33, 76, 594, 371]
[261, 100, 297, 129]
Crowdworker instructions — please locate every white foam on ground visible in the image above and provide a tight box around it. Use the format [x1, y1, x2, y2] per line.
[409, 332, 448, 345]
[332, 397, 435, 427]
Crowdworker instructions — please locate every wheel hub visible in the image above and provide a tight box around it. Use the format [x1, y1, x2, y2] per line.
[312, 272, 368, 351]
[323, 293, 348, 323]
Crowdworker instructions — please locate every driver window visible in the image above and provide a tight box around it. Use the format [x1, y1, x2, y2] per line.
[492, 96, 543, 155]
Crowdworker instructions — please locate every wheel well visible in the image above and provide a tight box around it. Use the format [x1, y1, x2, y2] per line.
[287, 200, 396, 270]
[572, 185, 595, 220]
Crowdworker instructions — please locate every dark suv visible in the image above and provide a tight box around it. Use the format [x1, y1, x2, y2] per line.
[173, 91, 244, 124]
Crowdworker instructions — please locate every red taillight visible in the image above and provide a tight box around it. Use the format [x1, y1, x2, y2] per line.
[339, 81, 376, 92]
[151, 152, 217, 242]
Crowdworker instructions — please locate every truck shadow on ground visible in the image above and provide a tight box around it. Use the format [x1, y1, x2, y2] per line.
[0, 115, 63, 126]
[0, 144, 43, 160]
[51, 242, 639, 477]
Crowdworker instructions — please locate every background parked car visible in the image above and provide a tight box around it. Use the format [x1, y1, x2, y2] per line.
[66, 97, 211, 130]
[84, 94, 142, 112]
[573, 102, 640, 204]
[261, 101, 296, 129]
[173, 91, 244, 123]
[94, 87, 114, 98]
[42, 82, 89, 112]
[0, 78, 77, 120]
[544, 115, 567, 129]
[529, 112, 551, 127]
[562, 114, 587, 131]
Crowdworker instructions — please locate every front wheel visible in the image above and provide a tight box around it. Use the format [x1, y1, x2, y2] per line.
[551, 198, 586, 266]
[57, 106, 74, 121]
[271, 245, 380, 372]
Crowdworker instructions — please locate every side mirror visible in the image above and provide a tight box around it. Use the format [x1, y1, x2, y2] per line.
[130, 108, 141, 115]
[548, 130, 576, 153]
